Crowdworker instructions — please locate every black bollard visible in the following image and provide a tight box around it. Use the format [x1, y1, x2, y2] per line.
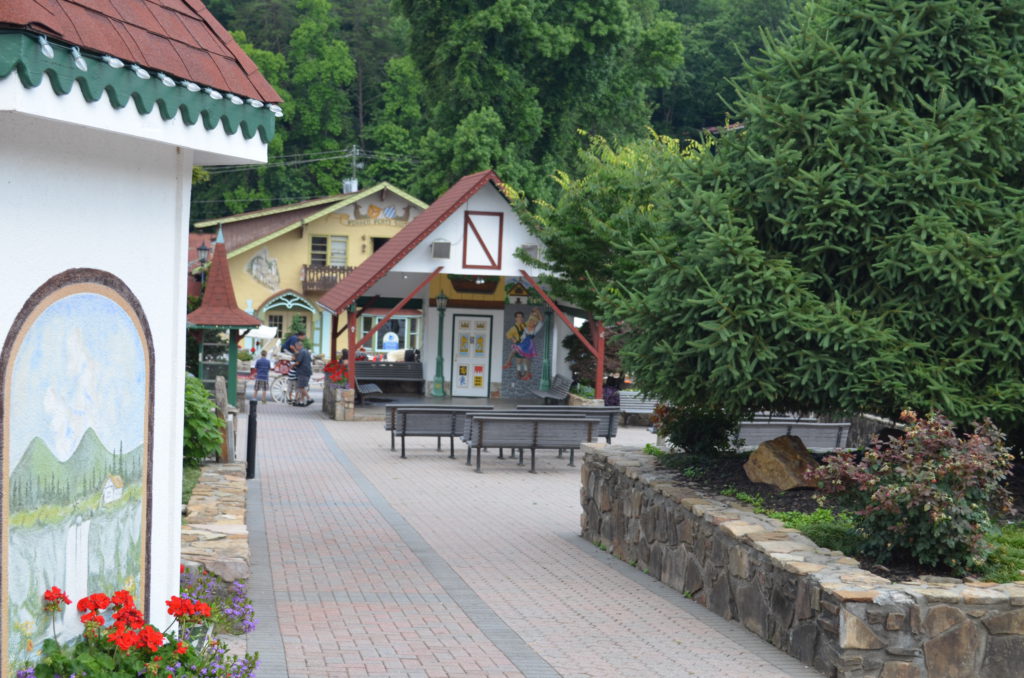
[246, 399, 257, 479]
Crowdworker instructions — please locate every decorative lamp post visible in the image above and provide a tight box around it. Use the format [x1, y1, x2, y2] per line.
[540, 309, 553, 391]
[196, 241, 211, 287]
[431, 292, 449, 397]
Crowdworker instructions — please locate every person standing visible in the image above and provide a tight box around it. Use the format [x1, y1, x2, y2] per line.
[253, 350, 271, 403]
[292, 341, 313, 407]
[282, 330, 306, 402]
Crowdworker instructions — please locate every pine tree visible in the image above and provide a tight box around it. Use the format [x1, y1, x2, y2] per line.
[537, 0, 1024, 437]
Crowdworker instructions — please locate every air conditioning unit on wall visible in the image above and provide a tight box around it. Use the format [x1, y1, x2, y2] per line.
[431, 240, 451, 259]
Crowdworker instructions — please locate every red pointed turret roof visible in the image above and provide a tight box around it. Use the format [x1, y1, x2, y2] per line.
[318, 170, 505, 314]
[0, 0, 279, 102]
[187, 240, 260, 328]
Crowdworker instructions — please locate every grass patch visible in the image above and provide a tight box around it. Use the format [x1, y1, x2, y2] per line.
[718, 487, 867, 556]
[977, 523, 1024, 583]
[182, 465, 203, 505]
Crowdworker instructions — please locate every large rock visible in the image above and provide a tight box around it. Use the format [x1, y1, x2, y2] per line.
[743, 435, 819, 491]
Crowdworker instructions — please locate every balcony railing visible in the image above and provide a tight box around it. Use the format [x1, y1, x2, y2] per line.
[302, 265, 355, 294]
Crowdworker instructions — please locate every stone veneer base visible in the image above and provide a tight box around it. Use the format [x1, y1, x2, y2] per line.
[580, 446, 1024, 678]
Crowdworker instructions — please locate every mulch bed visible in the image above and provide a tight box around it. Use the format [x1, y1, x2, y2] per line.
[659, 451, 1024, 581]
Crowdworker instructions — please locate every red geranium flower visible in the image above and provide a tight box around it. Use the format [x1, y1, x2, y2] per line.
[43, 586, 71, 604]
[138, 625, 165, 652]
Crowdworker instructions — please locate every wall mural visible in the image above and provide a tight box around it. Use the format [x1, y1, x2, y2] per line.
[501, 280, 547, 398]
[1, 270, 152, 673]
[246, 247, 280, 290]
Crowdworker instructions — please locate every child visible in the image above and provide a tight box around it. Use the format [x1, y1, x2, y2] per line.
[253, 350, 271, 403]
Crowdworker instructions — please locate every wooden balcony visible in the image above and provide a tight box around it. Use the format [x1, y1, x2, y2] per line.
[302, 265, 355, 294]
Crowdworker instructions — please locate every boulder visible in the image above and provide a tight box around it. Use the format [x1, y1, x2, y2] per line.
[743, 435, 818, 491]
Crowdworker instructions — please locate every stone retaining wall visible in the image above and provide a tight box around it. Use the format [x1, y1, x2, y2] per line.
[581, 446, 1024, 678]
[181, 462, 250, 581]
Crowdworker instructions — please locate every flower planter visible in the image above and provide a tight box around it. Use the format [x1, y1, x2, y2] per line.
[322, 384, 355, 420]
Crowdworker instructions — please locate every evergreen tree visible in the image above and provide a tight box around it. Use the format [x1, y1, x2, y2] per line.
[533, 0, 1024, 437]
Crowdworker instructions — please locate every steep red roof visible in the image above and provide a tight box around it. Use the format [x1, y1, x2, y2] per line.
[319, 170, 504, 313]
[187, 240, 260, 327]
[0, 0, 279, 102]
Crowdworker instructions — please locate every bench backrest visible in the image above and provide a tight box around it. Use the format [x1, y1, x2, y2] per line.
[385, 404, 493, 431]
[738, 421, 850, 451]
[467, 416, 594, 449]
[356, 362, 424, 381]
[395, 409, 458, 436]
[463, 412, 599, 443]
[618, 391, 657, 411]
[751, 412, 818, 422]
[516, 406, 619, 438]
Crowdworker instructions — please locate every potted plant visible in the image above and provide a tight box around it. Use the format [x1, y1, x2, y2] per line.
[237, 349, 253, 374]
[323, 359, 352, 419]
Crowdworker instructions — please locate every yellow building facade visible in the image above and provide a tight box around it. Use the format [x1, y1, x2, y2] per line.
[194, 182, 427, 355]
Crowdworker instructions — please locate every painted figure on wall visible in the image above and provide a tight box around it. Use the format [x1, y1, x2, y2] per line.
[2, 273, 150, 672]
[502, 308, 542, 381]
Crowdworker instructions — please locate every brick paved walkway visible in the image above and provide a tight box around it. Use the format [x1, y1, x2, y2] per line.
[240, 403, 822, 677]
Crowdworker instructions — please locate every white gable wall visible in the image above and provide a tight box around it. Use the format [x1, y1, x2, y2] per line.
[392, 184, 544, 277]
[2, 110, 195, 630]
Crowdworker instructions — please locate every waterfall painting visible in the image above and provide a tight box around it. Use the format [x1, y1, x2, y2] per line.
[1, 271, 152, 674]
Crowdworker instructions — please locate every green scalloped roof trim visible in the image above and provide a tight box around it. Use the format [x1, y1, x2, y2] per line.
[0, 31, 276, 143]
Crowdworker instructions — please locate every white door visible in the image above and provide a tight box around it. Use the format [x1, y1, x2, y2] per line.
[451, 315, 491, 397]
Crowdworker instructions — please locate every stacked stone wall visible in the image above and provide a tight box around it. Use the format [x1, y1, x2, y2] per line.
[581, 447, 1024, 678]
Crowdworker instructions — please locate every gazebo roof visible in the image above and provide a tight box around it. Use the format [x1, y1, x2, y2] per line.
[186, 238, 260, 329]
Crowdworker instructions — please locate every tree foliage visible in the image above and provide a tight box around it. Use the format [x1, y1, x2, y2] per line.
[530, 0, 1024, 435]
[193, 0, 799, 215]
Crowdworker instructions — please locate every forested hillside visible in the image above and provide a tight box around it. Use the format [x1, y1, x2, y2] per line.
[193, 0, 797, 221]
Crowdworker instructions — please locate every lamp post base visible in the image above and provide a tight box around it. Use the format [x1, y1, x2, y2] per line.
[431, 378, 445, 397]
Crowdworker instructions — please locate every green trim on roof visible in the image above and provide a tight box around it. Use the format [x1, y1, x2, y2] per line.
[0, 31, 276, 143]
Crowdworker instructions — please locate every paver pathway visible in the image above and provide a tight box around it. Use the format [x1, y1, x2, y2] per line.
[240, 403, 822, 677]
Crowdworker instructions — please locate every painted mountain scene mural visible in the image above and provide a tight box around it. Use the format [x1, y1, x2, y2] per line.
[3, 283, 150, 671]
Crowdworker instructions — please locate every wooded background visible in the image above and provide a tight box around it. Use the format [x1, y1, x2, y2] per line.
[193, 0, 797, 220]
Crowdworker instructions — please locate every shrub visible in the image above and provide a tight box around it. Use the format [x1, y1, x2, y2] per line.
[183, 374, 222, 467]
[237, 349, 253, 361]
[809, 410, 1013, 574]
[651, 403, 739, 456]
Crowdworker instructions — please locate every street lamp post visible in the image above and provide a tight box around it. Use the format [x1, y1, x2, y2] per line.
[431, 292, 449, 397]
[196, 241, 211, 287]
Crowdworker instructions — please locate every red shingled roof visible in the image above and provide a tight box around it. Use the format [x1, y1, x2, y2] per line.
[187, 240, 260, 327]
[0, 0, 279, 102]
[319, 170, 504, 314]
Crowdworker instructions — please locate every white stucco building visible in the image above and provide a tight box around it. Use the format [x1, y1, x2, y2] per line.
[0, 1, 278, 669]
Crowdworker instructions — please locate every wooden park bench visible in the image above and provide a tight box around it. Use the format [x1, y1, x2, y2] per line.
[516, 405, 619, 443]
[531, 374, 572, 404]
[355, 361, 425, 397]
[737, 420, 850, 452]
[618, 391, 658, 425]
[465, 415, 597, 473]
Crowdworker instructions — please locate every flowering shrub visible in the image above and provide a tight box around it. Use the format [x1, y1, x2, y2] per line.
[808, 410, 1014, 575]
[17, 582, 258, 678]
[323, 359, 348, 386]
